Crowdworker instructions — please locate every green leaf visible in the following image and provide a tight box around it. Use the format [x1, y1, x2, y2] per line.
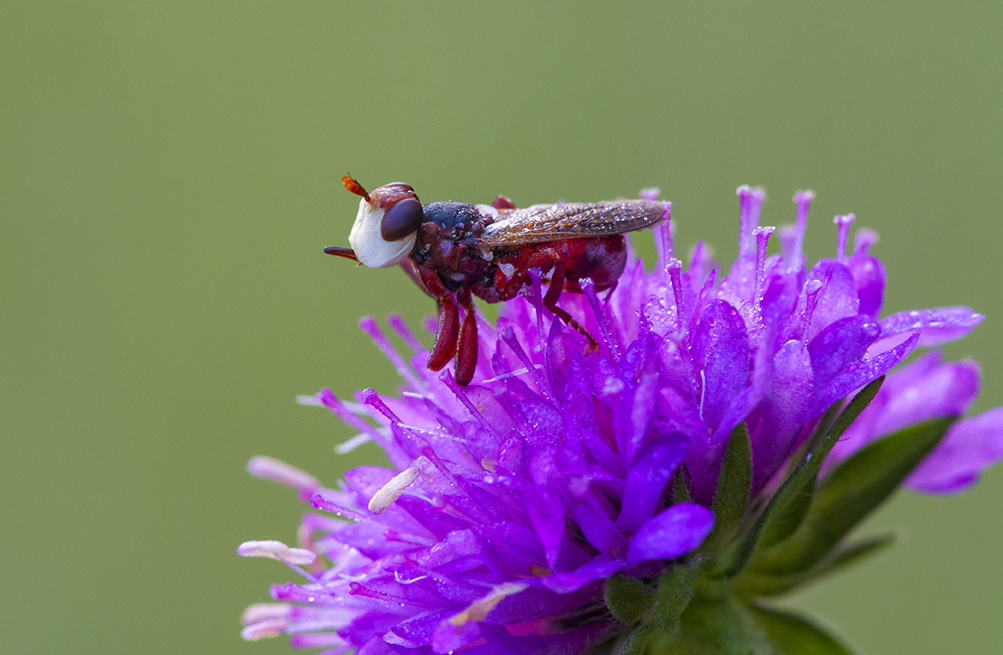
[821, 531, 897, 574]
[748, 604, 858, 655]
[618, 624, 656, 655]
[756, 403, 837, 550]
[606, 574, 655, 624]
[661, 592, 772, 654]
[719, 377, 885, 578]
[757, 471, 815, 551]
[755, 416, 954, 574]
[706, 423, 752, 551]
[654, 560, 705, 635]
[737, 532, 896, 597]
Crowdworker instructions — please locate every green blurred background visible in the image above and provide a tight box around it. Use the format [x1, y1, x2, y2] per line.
[4, 2, 1002, 653]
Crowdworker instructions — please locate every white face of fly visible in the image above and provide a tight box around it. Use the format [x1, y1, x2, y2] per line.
[348, 197, 418, 268]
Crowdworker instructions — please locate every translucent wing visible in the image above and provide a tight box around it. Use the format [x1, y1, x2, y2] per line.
[476, 200, 669, 247]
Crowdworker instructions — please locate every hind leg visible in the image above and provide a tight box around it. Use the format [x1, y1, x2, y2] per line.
[518, 248, 600, 352]
[543, 258, 599, 353]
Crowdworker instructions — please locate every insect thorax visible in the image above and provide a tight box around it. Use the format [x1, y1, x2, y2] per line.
[410, 201, 498, 292]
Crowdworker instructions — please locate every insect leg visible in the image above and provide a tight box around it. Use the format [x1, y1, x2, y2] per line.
[428, 295, 459, 371]
[542, 258, 600, 354]
[454, 290, 478, 385]
[414, 265, 463, 372]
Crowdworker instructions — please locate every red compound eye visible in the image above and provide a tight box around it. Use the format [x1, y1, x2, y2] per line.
[380, 198, 423, 242]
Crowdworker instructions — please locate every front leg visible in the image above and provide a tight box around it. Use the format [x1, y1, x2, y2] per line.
[419, 267, 461, 372]
[428, 295, 459, 371]
[454, 289, 478, 385]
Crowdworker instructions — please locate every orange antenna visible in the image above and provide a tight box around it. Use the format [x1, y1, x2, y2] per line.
[342, 173, 371, 202]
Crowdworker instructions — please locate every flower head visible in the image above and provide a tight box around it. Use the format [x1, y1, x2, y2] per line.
[241, 187, 1003, 654]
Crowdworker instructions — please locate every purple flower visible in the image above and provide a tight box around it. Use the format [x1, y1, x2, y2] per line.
[240, 186, 1003, 654]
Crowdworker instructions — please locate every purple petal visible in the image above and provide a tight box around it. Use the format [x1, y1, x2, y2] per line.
[615, 370, 661, 465]
[656, 338, 695, 403]
[528, 492, 565, 570]
[847, 253, 886, 317]
[395, 495, 468, 540]
[356, 637, 397, 655]
[343, 466, 397, 497]
[476, 523, 546, 577]
[542, 557, 625, 593]
[412, 529, 482, 572]
[717, 340, 771, 443]
[691, 299, 750, 432]
[808, 315, 880, 391]
[663, 389, 717, 504]
[809, 331, 919, 418]
[390, 610, 456, 649]
[616, 433, 688, 532]
[876, 307, 984, 348]
[324, 520, 411, 560]
[760, 272, 800, 330]
[474, 623, 605, 655]
[614, 335, 662, 463]
[870, 357, 979, 439]
[342, 612, 406, 650]
[484, 584, 597, 624]
[907, 407, 1003, 494]
[575, 502, 627, 553]
[625, 503, 715, 564]
[805, 261, 859, 341]
[751, 340, 813, 493]
[829, 353, 981, 467]
[430, 620, 481, 654]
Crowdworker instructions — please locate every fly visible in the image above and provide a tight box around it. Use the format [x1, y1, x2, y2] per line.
[325, 175, 669, 385]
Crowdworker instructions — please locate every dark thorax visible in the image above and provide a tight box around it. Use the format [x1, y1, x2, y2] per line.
[410, 201, 499, 293]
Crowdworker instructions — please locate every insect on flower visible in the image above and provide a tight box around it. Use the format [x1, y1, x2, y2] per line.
[325, 175, 670, 385]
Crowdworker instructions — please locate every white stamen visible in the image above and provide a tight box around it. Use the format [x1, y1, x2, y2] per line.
[247, 457, 319, 492]
[241, 618, 288, 641]
[237, 540, 317, 565]
[241, 602, 292, 625]
[368, 466, 420, 514]
[481, 365, 543, 383]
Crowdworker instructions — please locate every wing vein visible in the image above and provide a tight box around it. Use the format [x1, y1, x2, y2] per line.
[476, 200, 668, 247]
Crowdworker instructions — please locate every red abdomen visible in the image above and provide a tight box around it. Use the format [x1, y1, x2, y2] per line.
[483, 235, 627, 302]
[557, 235, 627, 290]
